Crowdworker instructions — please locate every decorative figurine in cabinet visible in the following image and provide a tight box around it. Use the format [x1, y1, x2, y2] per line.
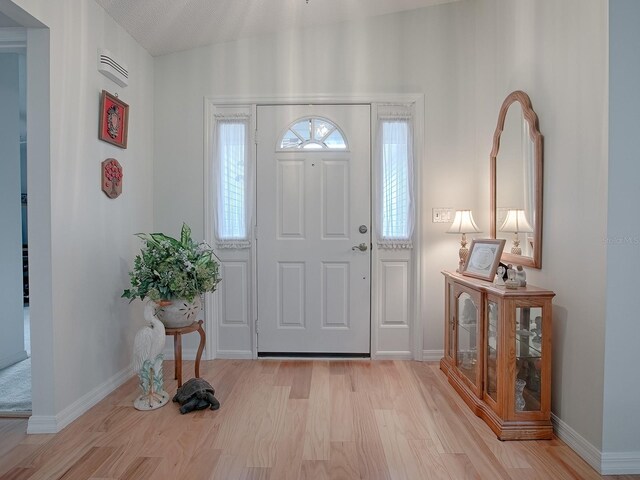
[441, 270, 555, 440]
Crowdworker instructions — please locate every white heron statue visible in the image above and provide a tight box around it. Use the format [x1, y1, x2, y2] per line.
[133, 301, 169, 410]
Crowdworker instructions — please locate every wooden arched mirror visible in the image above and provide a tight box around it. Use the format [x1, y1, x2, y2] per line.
[490, 91, 543, 269]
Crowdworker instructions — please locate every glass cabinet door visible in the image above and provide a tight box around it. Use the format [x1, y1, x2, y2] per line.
[486, 300, 499, 403]
[456, 291, 479, 387]
[515, 306, 543, 412]
[448, 282, 455, 360]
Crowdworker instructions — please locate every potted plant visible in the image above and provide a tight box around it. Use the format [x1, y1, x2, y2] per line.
[122, 224, 222, 328]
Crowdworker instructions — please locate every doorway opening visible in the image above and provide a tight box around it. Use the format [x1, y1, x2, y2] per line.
[0, 32, 30, 416]
[205, 95, 423, 361]
[0, 5, 53, 428]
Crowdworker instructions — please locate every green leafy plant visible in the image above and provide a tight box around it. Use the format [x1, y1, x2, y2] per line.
[122, 224, 221, 302]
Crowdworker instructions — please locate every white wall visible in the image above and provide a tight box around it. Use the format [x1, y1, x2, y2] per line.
[604, 0, 640, 465]
[153, 0, 618, 465]
[1, 0, 623, 468]
[154, 2, 477, 354]
[0, 52, 27, 370]
[472, 0, 609, 457]
[2, 0, 155, 429]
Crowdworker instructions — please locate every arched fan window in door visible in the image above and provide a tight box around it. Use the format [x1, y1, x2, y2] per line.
[279, 116, 348, 150]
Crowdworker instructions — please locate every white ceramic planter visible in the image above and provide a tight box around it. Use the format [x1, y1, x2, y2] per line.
[155, 297, 202, 328]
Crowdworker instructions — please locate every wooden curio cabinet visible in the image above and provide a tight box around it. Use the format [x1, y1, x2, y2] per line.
[441, 270, 555, 440]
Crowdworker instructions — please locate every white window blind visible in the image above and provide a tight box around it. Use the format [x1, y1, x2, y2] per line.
[213, 115, 252, 248]
[376, 107, 414, 249]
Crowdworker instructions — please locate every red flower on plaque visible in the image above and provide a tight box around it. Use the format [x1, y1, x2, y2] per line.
[102, 158, 123, 199]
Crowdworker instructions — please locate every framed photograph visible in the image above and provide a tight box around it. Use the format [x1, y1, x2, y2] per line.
[461, 238, 506, 281]
[99, 90, 128, 148]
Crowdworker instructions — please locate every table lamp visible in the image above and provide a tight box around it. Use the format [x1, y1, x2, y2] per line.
[447, 210, 481, 272]
[499, 209, 533, 255]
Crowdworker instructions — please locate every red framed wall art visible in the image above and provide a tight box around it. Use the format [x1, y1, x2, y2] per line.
[99, 90, 129, 149]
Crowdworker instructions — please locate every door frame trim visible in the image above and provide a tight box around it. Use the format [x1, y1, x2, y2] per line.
[204, 94, 424, 360]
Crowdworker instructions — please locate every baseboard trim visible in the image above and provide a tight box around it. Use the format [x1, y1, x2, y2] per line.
[372, 351, 413, 360]
[551, 413, 602, 473]
[552, 408, 640, 474]
[163, 347, 253, 360]
[0, 349, 29, 370]
[26, 415, 58, 434]
[162, 347, 199, 361]
[601, 451, 640, 475]
[215, 350, 253, 359]
[27, 365, 133, 434]
[422, 349, 444, 362]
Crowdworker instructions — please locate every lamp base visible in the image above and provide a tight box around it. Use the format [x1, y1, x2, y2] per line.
[457, 234, 469, 272]
[511, 235, 522, 255]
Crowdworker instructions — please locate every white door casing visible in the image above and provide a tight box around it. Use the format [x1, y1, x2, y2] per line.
[256, 104, 371, 354]
[204, 95, 424, 361]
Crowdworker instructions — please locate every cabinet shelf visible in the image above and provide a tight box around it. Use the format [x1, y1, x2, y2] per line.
[523, 387, 542, 411]
[457, 322, 478, 335]
[457, 363, 477, 385]
[515, 333, 542, 358]
[441, 270, 555, 441]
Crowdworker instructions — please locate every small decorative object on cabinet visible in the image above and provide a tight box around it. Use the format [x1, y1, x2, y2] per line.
[505, 264, 519, 289]
[441, 270, 555, 440]
[516, 265, 527, 287]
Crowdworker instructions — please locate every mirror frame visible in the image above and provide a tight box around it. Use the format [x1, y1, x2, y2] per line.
[490, 90, 543, 269]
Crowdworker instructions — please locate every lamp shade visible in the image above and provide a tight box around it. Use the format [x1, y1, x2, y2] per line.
[447, 210, 481, 234]
[499, 209, 533, 233]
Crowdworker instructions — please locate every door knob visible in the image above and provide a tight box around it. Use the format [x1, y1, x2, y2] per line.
[352, 243, 368, 252]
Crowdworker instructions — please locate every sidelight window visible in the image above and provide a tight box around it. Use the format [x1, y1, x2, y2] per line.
[213, 114, 252, 248]
[376, 106, 415, 248]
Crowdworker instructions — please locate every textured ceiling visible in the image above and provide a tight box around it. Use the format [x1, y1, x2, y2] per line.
[96, 0, 460, 57]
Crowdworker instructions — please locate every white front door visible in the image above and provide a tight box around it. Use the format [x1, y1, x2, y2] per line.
[256, 104, 371, 354]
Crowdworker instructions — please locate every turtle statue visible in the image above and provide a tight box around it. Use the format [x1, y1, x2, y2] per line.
[172, 378, 220, 414]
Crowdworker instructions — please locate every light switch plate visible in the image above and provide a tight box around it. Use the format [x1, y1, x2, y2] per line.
[432, 208, 453, 223]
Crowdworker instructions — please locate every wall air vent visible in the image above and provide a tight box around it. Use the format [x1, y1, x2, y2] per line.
[98, 48, 128, 87]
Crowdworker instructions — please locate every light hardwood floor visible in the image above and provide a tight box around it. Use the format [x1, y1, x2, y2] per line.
[0, 360, 637, 480]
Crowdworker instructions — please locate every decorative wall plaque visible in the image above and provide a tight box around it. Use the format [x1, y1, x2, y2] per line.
[102, 158, 123, 199]
[99, 90, 129, 149]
